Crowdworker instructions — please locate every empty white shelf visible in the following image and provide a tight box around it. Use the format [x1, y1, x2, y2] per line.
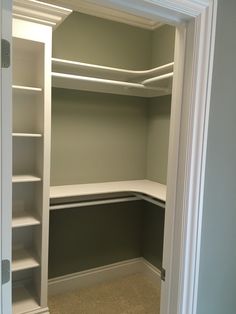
[52, 58, 174, 82]
[50, 180, 166, 202]
[12, 248, 40, 272]
[12, 133, 42, 138]
[52, 72, 171, 98]
[12, 211, 40, 228]
[52, 58, 173, 97]
[12, 175, 41, 183]
[13, 285, 39, 314]
[12, 85, 43, 93]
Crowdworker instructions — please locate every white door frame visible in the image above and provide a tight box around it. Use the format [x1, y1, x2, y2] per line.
[1, 0, 12, 313]
[86, 1, 217, 314]
[0, 0, 217, 313]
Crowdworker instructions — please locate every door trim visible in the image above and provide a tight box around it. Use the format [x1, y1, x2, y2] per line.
[1, 0, 12, 313]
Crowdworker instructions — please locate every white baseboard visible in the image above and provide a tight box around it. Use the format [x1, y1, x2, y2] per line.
[48, 258, 161, 296]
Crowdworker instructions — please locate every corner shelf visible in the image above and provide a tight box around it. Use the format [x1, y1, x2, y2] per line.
[12, 85, 43, 93]
[12, 175, 41, 183]
[12, 133, 42, 138]
[50, 180, 166, 203]
[52, 58, 173, 97]
[12, 211, 40, 228]
[12, 248, 40, 272]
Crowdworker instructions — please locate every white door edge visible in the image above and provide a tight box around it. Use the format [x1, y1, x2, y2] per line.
[1, 0, 12, 313]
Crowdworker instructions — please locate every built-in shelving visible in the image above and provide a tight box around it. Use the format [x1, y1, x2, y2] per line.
[12, 285, 40, 314]
[12, 17, 51, 314]
[50, 179, 166, 203]
[12, 175, 41, 183]
[12, 211, 40, 228]
[12, 248, 40, 272]
[52, 58, 173, 97]
[12, 133, 42, 138]
[12, 85, 43, 93]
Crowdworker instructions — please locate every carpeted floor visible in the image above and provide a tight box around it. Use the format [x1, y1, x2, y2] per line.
[49, 273, 161, 314]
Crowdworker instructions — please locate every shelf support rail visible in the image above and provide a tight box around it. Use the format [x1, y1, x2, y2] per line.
[50, 193, 165, 210]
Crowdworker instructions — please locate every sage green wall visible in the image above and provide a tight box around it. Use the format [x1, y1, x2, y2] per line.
[146, 96, 171, 184]
[151, 25, 175, 67]
[53, 11, 152, 69]
[51, 89, 148, 185]
[197, 1, 236, 313]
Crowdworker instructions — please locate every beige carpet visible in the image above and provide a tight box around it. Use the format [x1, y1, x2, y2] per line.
[49, 273, 161, 314]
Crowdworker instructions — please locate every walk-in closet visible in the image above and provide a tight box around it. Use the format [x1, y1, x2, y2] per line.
[11, 1, 176, 313]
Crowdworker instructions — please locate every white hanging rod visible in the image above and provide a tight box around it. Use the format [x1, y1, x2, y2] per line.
[141, 72, 174, 86]
[52, 58, 174, 77]
[134, 193, 165, 208]
[50, 196, 141, 210]
[52, 72, 171, 92]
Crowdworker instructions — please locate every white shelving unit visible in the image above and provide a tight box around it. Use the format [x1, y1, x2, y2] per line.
[50, 179, 166, 201]
[50, 179, 166, 210]
[52, 58, 173, 97]
[12, 18, 52, 314]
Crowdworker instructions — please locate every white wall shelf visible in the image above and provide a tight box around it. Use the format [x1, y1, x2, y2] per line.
[12, 211, 40, 228]
[52, 58, 173, 97]
[12, 85, 43, 93]
[12, 285, 40, 314]
[12, 248, 40, 272]
[12, 175, 41, 183]
[12, 133, 43, 138]
[50, 179, 166, 203]
[12, 17, 52, 313]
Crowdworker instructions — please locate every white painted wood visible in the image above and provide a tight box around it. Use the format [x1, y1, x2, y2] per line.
[52, 58, 173, 97]
[12, 285, 39, 314]
[52, 72, 172, 98]
[50, 180, 166, 202]
[13, 0, 72, 29]
[52, 58, 174, 82]
[50, 196, 141, 210]
[12, 211, 40, 228]
[12, 85, 42, 93]
[12, 248, 40, 272]
[11, 18, 51, 314]
[12, 133, 42, 138]
[39, 0, 163, 30]
[1, 0, 12, 313]
[48, 258, 160, 296]
[12, 175, 41, 183]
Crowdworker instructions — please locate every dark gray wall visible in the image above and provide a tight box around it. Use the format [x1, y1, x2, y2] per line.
[49, 201, 144, 278]
[141, 203, 165, 269]
[197, 1, 236, 313]
[48, 201, 164, 278]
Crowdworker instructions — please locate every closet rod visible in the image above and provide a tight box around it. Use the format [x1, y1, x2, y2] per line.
[141, 72, 173, 86]
[50, 196, 141, 210]
[134, 193, 165, 208]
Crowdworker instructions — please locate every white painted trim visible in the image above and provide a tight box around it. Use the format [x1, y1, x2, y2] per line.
[1, 0, 12, 313]
[38, 0, 164, 30]
[13, 0, 72, 29]
[48, 258, 161, 296]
